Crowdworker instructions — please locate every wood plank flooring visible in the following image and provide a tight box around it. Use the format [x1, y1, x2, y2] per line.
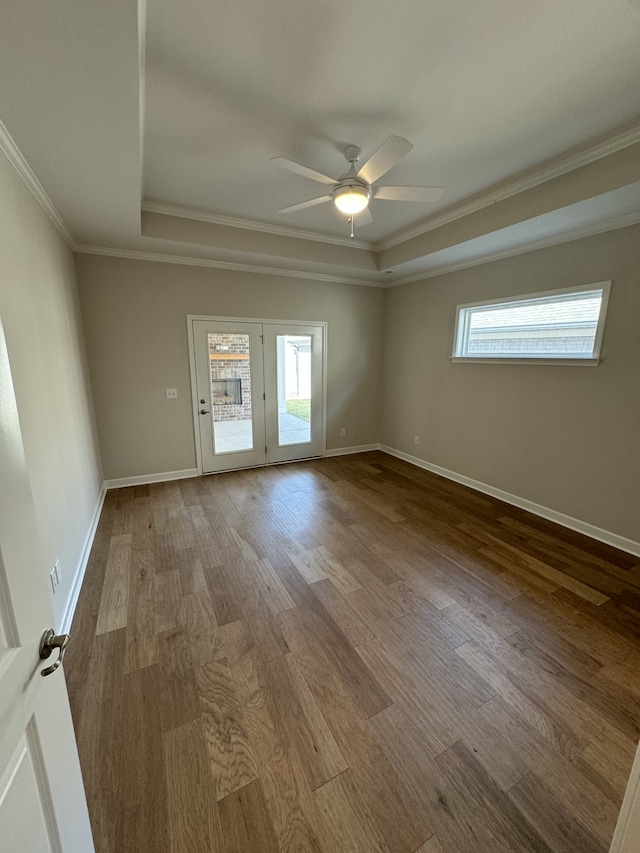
[66, 451, 640, 853]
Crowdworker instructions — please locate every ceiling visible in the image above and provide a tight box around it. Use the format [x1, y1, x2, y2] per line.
[1, 0, 639, 285]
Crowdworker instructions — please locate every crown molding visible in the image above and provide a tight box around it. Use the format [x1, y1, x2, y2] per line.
[3, 105, 637, 290]
[377, 122, 640, 252]
[76, 209, 640, 289]
[0, 119, 75, 249]
[141, 201, 372, 250]
[74, 244, 384, 286]
[387, 210, 640, 287]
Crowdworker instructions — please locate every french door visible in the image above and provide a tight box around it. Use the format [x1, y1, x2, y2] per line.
[190, 318, 325, 473]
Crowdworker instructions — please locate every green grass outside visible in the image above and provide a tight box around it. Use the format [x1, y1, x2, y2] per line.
[286, 398, 310, 422]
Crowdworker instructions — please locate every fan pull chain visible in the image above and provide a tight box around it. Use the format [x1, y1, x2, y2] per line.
[349, 216, 355, 239]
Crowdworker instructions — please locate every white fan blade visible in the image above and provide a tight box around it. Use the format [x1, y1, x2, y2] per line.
[271, 157, 336, 186]
[357, 136, 413, 184]
[374, 185, 443, 202]
[279, 195, 332, 214]
[354, 207, 373, 225]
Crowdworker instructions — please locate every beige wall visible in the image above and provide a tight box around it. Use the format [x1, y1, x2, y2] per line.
[75, 255, 385, 480]
[0, 151, 103, 629]
[73, 225, 639, 545]
[382, 224, 640, 543]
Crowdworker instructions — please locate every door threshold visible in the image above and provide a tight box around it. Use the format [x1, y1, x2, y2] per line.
[201, 454, 324, 476]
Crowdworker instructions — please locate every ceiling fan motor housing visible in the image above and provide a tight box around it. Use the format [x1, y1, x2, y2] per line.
[343, 145, 361, 164]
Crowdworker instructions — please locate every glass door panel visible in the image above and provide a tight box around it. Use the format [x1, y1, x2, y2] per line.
[265, 324, 324, 464]
[276, 334, 312, 446]
[192, 320, 266, 473]
[209, 332, 254, 453]
[191, 318, 324, 473]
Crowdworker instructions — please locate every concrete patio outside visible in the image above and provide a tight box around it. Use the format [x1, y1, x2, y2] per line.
[213, 413, 310, 454]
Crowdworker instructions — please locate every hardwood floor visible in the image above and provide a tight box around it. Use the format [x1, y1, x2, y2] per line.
[66, 451, 640, 853]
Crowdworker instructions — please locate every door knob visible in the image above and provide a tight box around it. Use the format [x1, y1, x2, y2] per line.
[39, 628, 70, 677]
[200, 409, 210, 415]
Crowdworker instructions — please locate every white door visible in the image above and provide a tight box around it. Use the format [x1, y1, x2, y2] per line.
[0, 318, 94, 853]
[263, 323, 325, 463]
[610, 739, 640, 852]
[190, 317, 325, 474]
[192, 319, 267, 473]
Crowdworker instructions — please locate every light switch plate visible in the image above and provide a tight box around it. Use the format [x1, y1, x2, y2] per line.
[50, 560, 60, 594]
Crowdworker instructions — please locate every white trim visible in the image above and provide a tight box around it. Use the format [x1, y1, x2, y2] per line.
[388, 211, 640, 286]
[186, 318, 203, 476]
[378, 445, 640, 558]
[0, 119, 75, 249]
[73, 244, 380, 286]
[188, 314, 327, 327]
[58, 485, 107, 634]
[610, 741, 640, 853]
[454, 281, 611, 314]
[325, 444, 380, 457]
[450, 280, 611, 363]
[76, 209, 640, 289]
[450, 357, 600, 366]
[104, 468, 199, 489]
[141, 201, 372, 250]
[377, 123, 640, 251]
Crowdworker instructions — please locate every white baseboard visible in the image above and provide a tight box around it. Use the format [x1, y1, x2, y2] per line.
[59, 484, 107, 635]
[379, 445, 640, 558]
[104, 468, 199, 489]
[96, 451, 640, 559]
[325, 444, 380, 458]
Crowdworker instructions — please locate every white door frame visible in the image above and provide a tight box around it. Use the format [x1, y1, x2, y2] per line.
[187, 315, 327, 475]
[610, 740, 640, 852]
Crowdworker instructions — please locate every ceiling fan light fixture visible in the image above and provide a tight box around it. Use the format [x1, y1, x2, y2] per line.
[333, 183, 370, 215]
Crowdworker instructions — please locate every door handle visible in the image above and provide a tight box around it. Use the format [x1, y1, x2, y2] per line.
[200, 409, 210, 415]
[39, 628, 70, 677]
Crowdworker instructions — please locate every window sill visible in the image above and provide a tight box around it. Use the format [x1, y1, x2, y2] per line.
[450, 356, 601, 366]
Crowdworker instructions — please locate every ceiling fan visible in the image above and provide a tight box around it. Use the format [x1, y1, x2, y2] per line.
[271, 136, 443, 237]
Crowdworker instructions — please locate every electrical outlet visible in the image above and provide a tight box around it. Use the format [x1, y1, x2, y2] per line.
[166, 388, 178, 399]
[340, 428, 346, 437]
[414, 435, 420, 445]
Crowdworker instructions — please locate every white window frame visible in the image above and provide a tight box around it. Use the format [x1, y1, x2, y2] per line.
[451, 281, 611, 366]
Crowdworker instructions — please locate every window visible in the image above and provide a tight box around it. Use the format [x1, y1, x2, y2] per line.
[452, 282, 611, 364]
